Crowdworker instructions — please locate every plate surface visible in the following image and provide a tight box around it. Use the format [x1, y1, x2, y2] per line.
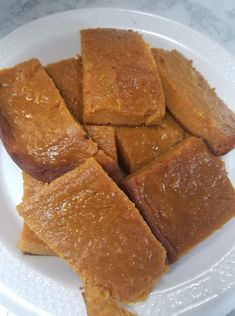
[0, 8, 234, 316]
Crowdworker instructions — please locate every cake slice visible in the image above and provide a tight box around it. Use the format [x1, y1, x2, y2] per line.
[83, 283, 136, 316]
[0, 58, 97, 182]
[116, 113, 185, 173]
[122, 137, 235, 263]
[18, 152, 124, 255]
[18, 158, 167, 302]
[18, 153, 122, 255]
[81, 28, 165, 126]
[0, 58, 121, 182]
[85, 125, 117, 161]
[152, 48, 235, 155]
[45, 57, 83, 122]
[18, 173, 55, 255]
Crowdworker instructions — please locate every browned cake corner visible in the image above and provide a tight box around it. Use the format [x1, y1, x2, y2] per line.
[83, 283, 136, 316]
[18, 157, 167, 303]
[152, 48, 235, 155]
[18, 224, 55, 256]
[85, 125, 117, 161]
[122, 137, 235, 263]
[18, 172, 55, 255]
[81, 28, 165, 126]
[46, 56, 83, 122]
[0, 58, 98, 182]
[116, 112, 185, 173]
[21, 172, 44, 198]
[94, 150, 124, 183]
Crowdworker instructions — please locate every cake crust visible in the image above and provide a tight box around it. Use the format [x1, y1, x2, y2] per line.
[18, 172, 55, 256]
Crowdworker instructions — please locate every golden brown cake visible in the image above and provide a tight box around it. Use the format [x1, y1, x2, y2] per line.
[122, 137, 235, 263]
[152, 48, 235, 155]
[0, 58, 122, 182]
[18, 158, 167, 302]
[81, 28, 165, 126]
[46, 57, 83, 122]
[18, 156, 122, 255]
[18, 173, 55, 255]
[85, 125, 117, 161]
[83, 284, 136, 316]
[116, 113, 185, 173]
[0, 59, 97, 182]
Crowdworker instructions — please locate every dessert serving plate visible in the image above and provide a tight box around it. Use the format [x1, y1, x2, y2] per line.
[0, 8, 234, 316]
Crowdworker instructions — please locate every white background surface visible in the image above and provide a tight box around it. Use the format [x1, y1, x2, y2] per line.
[0, 1, 235, 316]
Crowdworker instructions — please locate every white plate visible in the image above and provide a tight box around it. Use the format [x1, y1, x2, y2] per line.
[0, 8, 235, 316]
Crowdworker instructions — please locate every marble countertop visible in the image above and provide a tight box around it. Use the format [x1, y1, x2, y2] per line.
[0, 0, 235, 55]
[0, 1, 234, 316]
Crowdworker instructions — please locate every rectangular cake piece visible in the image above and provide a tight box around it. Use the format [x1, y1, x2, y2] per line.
[18, 156, 122, 255]
[19, 157, 123, 256]
[85, 125, 117, 161]
[18, 173, 55, 255]
[0, 58, 121, 182]
[81, 28, 165, 126]
[116, 113, 185, 173]
[122, 137, 235, 263]
[18, 158, 167, 302]
[46, 57, 83, 122]
[152, 48, 235, 155]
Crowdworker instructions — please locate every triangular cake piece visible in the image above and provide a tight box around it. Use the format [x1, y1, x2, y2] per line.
[46, 57, 83, 122]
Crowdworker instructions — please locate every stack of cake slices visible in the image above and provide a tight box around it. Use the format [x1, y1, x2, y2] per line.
[0, 28, 235, 316]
